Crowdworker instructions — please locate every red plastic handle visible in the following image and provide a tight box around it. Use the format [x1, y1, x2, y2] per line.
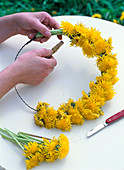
[106, 110, 124, 124]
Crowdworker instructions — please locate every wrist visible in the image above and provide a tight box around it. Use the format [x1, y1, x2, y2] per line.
[7, 13, 20, 36]
[5, 63, 19, 87]
[0, 14, 18, 43]
[0, 63, 19, 98]
[8, 61, 22, 85]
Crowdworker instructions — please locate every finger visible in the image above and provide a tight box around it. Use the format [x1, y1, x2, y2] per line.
[34, 20, 51, 38]
[36, 48, 53, 57]
[40, 13, 60, 30]
[40, 67, 54, 82]
[28, 32, 48, 42]
[47, 17, 60, 30]
[40, 37, 49, 43]
[49, 67, 54, 73]
[46, 17, 62, 40]
[28, 32, 37, 39]
[57, 35, 62, 40]
[47, 56, 57, 68]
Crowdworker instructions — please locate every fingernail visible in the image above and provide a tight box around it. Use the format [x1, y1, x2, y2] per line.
[44, 31, 51, 37]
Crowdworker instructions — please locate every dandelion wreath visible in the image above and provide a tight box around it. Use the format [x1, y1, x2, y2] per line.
[34, 21, 118, 131]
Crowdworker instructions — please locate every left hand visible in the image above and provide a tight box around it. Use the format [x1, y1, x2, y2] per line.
[14, 12, 62, 43]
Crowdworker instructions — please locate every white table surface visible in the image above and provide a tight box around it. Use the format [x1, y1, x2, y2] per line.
[0, 15, 124, 170]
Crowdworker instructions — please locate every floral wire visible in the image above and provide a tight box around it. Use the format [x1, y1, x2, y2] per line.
[14, 36, 64, 112]
[14, 36, 37, 112]
[15, 86, 37, 112]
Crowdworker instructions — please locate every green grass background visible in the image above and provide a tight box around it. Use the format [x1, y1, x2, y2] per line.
[0, 0, 124, 25]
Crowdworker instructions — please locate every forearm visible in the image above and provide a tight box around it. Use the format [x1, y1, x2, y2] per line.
[0, 14, 17, 43]
[0, 64, 17, 98]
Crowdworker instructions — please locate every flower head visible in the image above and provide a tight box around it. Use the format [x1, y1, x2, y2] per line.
[55, 134, 69, 159]
[92, 14, 102, 18]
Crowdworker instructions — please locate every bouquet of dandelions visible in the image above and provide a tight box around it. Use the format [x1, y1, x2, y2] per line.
[0, 128, 69, 170]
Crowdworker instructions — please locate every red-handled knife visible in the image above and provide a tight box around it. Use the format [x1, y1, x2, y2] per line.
[87, 110, 124, 137]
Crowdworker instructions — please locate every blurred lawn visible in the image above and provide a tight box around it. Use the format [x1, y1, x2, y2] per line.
[0, 0, 124, 25]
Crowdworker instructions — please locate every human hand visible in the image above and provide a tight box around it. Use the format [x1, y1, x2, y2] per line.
[14, 12, 62, 43]
[12, 48, 57, 85]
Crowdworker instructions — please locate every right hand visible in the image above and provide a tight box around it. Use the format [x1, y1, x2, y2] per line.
[12, 48, 57, 85]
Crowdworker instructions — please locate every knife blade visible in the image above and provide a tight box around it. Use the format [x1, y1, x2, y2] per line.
[87, 109, 124, 137]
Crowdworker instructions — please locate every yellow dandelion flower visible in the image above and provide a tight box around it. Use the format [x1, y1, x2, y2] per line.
[74, 23, 86, 37]
[35, 102, 57, 129]
[121, 11, 124, 16]
[120, 15, 124, 21]
[94, 39, 106, 55]
[98, 80, 113, 91]
[81, 108, 100, 120]
[43, 107, 57, 129]
[92, 14, 102, 18]
[34, 114, 44, 127]
[70, 36, 84, 47]
[56, 111, 72, 131]
[43, 139, 58, 162]
[113, 19, 118, 24]
[60, 21, 74, 37]
[104, 89, 115, 101]
[106, 69, 119, 84]
[67, 107, 84, 125]
[96, 71, 118, 85]
[75, 98, 84, 110]
[56, 134, 69, 159]
[52, 10, 58, 15]
[97, 54, 118, 72]
[36, 151, 45, 163]
[31, 8, 35, 12]
[82, 90, 89, 100]
[105, 37, 113, 54]
[90, 27, 102, 41]
[82, 40, 94, 57]
[23, 142, 38, 157]
[25, 154, 39, 170]
[70, 110, 84, 125]
[83, 97, 101, 113]
[36, 101, 49, 111]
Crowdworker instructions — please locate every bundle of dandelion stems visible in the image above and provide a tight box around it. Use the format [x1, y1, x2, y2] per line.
[34, 21, 118, 131]
[0, 128, 69, 170]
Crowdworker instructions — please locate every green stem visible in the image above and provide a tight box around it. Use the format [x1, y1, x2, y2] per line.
[19, 131, 51, 140]
[0, 131, 16, 144]
[1, 128, 18, 138]
[0, 128, 10, 135]
[5, 128, 24, 150]
[36, 29, 64, 38]
[13, 136, 34, 143]
[18, 132, 44, 143]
